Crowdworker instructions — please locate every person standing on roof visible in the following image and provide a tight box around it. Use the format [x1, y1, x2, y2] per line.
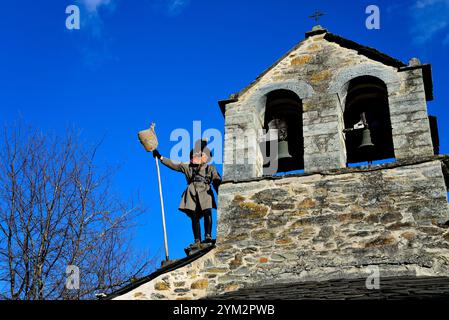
[152, 139, 221, 250]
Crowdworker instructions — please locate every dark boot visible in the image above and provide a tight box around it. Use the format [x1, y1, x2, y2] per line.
[203, 236, 213, 244]
[189, 239, 201, 249]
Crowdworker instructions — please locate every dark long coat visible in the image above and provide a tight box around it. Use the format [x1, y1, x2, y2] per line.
[160, 157, 221, 216]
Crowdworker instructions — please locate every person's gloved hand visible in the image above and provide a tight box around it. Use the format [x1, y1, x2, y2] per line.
[152, 149, 162, 159]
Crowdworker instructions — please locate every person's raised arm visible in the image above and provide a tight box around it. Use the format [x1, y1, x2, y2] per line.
[152, 150, 183, 172]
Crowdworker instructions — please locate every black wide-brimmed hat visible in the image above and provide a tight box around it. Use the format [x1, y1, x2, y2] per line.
[190, 139, 213, 161]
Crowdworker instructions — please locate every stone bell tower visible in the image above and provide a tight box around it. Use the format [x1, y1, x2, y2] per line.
[215, 25, 449, 288]
[111, 26, 449, 300]
[220, 26, 438, 179]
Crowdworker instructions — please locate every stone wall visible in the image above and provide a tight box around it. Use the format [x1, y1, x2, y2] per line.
[302, 93, 346, 172]
[216, 159, 449, 291]
[114, 158, 449, 300]
[390, 68, 434, 159]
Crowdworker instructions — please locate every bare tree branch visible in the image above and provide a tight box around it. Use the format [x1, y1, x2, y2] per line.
[0, 123, 156, 300]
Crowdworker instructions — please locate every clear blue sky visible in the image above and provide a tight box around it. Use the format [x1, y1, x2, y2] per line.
[1, 0, 448, 262]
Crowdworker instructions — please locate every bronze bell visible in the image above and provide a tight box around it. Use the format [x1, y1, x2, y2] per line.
[358, 127, 375, 150]
[278, 140, 292, 160]
[268, 118, 293, 160]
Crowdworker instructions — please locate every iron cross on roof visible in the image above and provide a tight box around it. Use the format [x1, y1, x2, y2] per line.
[309, 10, 326, 24]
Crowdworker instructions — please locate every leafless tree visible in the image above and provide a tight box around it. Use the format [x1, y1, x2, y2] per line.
[0, 123, 156, 300]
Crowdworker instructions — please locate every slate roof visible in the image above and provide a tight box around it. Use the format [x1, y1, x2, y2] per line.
[207, 276, 449, 300]
[100, 244, 216, 300]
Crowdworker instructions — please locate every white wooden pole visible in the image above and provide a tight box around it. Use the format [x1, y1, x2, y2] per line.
[155, 157, 169, 261]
